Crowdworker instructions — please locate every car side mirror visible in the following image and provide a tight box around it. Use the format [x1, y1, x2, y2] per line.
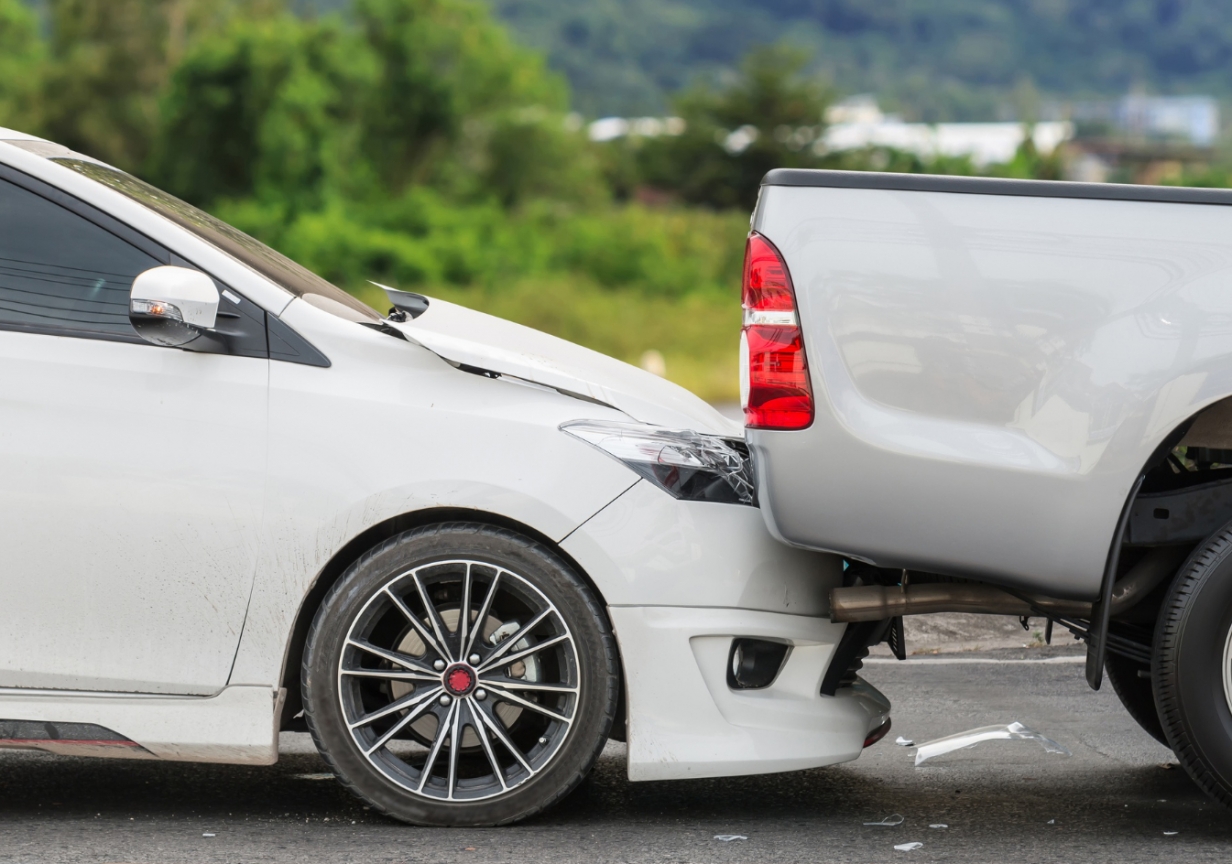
[129, 265, 219, 348]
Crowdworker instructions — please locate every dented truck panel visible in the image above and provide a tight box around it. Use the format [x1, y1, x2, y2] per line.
[751, 175, 1232, 598]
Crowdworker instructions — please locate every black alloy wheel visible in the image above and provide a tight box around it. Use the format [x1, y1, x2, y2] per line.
[303, 523, 619, 826]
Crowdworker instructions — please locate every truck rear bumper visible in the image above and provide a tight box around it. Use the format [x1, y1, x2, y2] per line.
[609, 605, 891, 781]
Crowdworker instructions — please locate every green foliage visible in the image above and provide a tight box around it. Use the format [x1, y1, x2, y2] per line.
[635, 44, 832, 209]
[984, 132, 1064, 181]
[39, 0, 168, 166]
[150, 12, 371, 210]
[479, 110, 605, 207]
[151, 0, 600, 211]
[1158, 163, 1232, 189]
[482, 0, 742, 117]
[476, 0, 1232, 119]
[624, 43, 984, 209]
[36, 0, 277, 170]
[825, 147, 976, 176]
[352, 0, 568, 196]
[0, 0, 42, 129]
[216, 190, 747, 298]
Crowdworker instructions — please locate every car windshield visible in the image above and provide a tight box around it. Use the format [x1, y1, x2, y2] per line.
[52, 157, 380, 323]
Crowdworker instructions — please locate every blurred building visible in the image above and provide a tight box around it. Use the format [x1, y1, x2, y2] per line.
[585, 93, 1221, 186]
[1069, 94, 1219, 146]
[1062, 93, 1219, 183]
[821, 96, 1073, 167]
[588, 116, 685, 142]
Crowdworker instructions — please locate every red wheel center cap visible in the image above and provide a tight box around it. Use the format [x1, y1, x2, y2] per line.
[443, 664, 476, 696]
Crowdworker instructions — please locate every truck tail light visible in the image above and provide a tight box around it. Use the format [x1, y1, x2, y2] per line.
[740, 232, 814, 430]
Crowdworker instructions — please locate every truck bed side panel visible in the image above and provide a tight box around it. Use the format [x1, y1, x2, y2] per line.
[751, 185, 1232, 598]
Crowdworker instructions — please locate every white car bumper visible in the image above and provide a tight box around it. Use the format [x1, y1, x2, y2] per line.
[561, 480, 891, 781]
[609, 605, 890, 780]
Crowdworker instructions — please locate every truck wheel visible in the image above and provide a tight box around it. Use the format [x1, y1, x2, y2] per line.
[1154, 521, 1232, 807]
[1105, 652, 1167, 746]
[302, 523, 619, 826]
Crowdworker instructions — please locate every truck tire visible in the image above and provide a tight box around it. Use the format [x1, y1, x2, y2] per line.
[1105, 652, 1167, 746]
[1154, 521, 1232, 808]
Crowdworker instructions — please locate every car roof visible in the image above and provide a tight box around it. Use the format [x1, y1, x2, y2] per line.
[0, 127, 50, 143]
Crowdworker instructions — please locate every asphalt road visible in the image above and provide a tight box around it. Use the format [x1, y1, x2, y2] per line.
[1, 644, 1228, 863]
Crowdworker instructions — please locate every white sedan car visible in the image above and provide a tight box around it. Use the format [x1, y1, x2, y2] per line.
[0, 129, 888, 826]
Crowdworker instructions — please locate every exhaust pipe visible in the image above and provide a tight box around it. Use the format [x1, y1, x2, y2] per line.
[829, 583, 1090, 622]
[829, 547, 1186, 623]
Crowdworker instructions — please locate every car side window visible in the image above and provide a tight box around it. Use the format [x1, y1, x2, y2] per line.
[0, 176, 160, 341]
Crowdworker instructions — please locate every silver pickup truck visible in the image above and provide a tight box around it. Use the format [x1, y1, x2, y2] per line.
[746, 169, 1232, 808]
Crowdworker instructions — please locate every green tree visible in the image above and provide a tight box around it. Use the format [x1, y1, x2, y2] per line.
[153, 0, 599, 212]
[39, 0, 279, 170]
[479, 109, 603, 207]
[351, 0, 584, 202]
[0, 0, 43, 132]
[151, 11, 370, 211]
[637, 43, 832, 209]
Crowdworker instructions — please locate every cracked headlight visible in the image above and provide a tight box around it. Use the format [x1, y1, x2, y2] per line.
[561, 420, 755, 506]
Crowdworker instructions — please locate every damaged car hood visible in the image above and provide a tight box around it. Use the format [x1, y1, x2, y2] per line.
[389, 296, 740, 437]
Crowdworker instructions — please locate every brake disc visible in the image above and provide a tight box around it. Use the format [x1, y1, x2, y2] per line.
[391, 608, 540, 748]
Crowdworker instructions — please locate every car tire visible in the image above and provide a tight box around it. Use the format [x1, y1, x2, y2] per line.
[1154, 520, 1232, 808]
[303, 522, 619, 826]
[1105, 652, 1167, 746]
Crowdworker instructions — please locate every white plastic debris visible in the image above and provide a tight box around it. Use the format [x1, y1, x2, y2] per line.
[929, 824, 947, 829]
[894, 842, 923, 851]
[895, 736, 915, 747]
[914, 721, 1070, 766]
[202, 833, 216, 838]
[713, 835, 747, 842]
[292, 773, 335, 780]
[864, 814, 905, 827]
[1164, 831, 1178, 836]
[1047, 819, 1056, 825]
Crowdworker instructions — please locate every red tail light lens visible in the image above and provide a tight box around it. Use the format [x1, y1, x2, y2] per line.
[741, 232, 813, 430]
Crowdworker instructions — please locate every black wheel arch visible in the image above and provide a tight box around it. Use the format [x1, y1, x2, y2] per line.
[1089, 395, 1232, 688]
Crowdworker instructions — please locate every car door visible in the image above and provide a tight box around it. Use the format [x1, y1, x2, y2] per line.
[0, 168, 268, 695]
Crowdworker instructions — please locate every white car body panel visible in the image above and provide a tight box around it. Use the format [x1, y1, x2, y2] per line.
[564, 481, 888, 778]
[0, 126, 52, 142]
[0, 685, 280, 764]
[392, 296, 741, 436]
[752, 174, 1232, 597]
[0, 330, 266, 694]
[561, 479, 838, 614]
[0, 135, 885, 783]
[610, 606, 888, 780]
[227, 298, 640, 688]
